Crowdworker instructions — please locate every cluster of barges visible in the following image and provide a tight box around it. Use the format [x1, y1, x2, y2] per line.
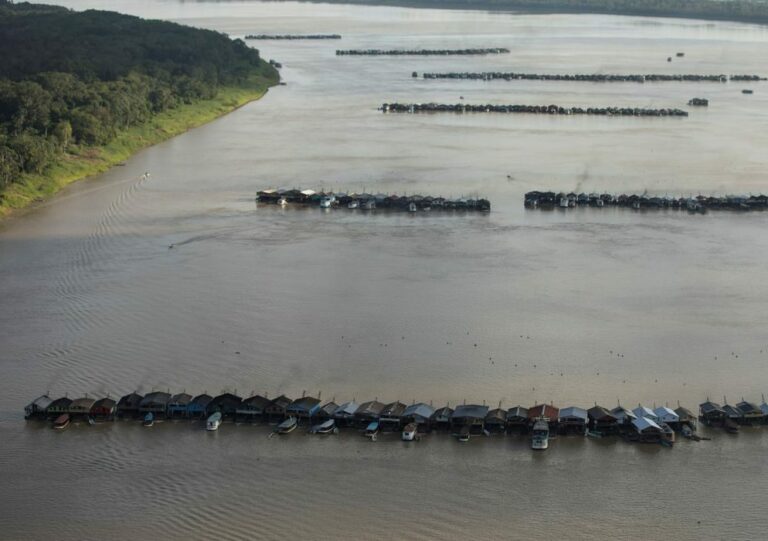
[381, 103, 688, 117]
[256, 188, 490, 212]
[417, 72, 765, 82]
[24, 391, 768, 448]
[245, 34, 341, 40]
[524, 191, 768, 212]
[336, 48, 509, 56]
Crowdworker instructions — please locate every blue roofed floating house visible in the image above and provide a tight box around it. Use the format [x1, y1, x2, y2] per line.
[558, 406, 589, 435]
[332, 400, 358, 427]
[286, 395, 322, 423]
[631, 416, 663, 443]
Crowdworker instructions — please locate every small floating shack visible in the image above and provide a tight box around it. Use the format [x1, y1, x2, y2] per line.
[332, 401, 359, 427]
[90, 397, 116, 421]
[167, 393, 192, 419]
[379, 401, 407, 431]
[286, 396, 322, 423]
[505, 406, 529, 433]
[528, 404, 559, 431]
[46, 397, 72, 419]
[24, 395, 52, 419]
[558, 406, 589, 435]
[735, 400, 764, 426]
[139, 392, 171, 418]
[653, 406, 679, 428]
[699, 400, 725, 426]
[631, 416, 663, 443]
[188, 394, 212, 419]
[236, 395, 271, 423]
[265, 395, 293, 422]
[207, 393, 243, 419]
[401, 403, 435, 433]
[69, 397, 96, 419]
[430, 406, 454, 431]
[484, 408, 507, 434]
[117, 392, 143, 419]
[451, 404, 489, 435]
[588, 406, 619, 435]
[315, 401, 340, 421]
[354, 401, 385, 428]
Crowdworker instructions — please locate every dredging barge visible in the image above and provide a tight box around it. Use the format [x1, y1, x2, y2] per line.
[381, 103, 688, 117]
[25, 391, 768, 447]
[524, 191, 768, 212]
[418, 72, 765, 82]
[257, 188, 491, 212]
[245, 34, 341, 40]
[336, 48, 509, 56]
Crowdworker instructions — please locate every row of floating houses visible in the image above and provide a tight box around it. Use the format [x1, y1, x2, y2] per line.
[336, 48, 510, 56]
[524, 191, 768, 212]
[245, 34, 341, 40]
[24, 391, 768, 443]
[417, 72, 765, 83]
[257, 188, 491, 212]
[380, 103, 689, 117]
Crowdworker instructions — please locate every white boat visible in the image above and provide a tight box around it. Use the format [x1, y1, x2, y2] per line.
[276, 416, 298, 434]
[559, 197, 569, 208]
[319, 195, 335, 208]
[142, 412, 155, 427]
[457, 425, 470, 442]
[361, 200, 375, 210]
[206, 412, 222, 431]
[408, 202, 417, 212]
[531, 418, 549, 450]
[347, 200, 359, 209]
[278, 196, 288, 206]
[364, 421, 379, 440]
[309, 419, 338, 434]
[401, 422, 418, 441]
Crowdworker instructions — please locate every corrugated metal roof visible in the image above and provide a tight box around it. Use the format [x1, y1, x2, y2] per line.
[485, 408, 506, 422]
[189, 394, 212, 407]
[699, 400, 723, 414]
[506, 406, 529, 420]
[559, 406, 588, 421]
[355, 401, 385, 417]
[380, 401, 407, 417]
[588, 406, 615, 421]
[334, 401, 358, 416]
[140, 392, 171, 407]
[653, 406, 679, 423]
[70, 397, 96, 410]
[431, 406, 453, 420]
[632, 416, 662, 432]
[632, 406, 657, 420]
[28, 395, 52, 410]
[527, 404, 558, 420]
[611, 406, 636, 421]
[169, 393, 192, 406]
[452, 404, 489, 419]
[736, 401, 761, 415]
[92, 397, 116, 410]
[402, 403, 435, 419]
[268, 395, 293, 409]
[320, 401, 339, 415]
[674, 406, 695, 419]
[287, 396, 321, 412]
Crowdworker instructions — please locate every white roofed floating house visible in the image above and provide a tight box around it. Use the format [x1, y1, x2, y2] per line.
[24, 395, 52, 419]
[631, 416, 663, 443]
[558, 406, 589, 435]
[632, 406, 658, 423]
[653, 406, 680, 430]
[610, 405, 636, 427]
[332, 401, 359, 427]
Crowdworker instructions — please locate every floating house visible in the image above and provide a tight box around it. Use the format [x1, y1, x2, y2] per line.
[430, 406, 454, 431]
[632, 406, 657, 423]
[610, 405, 636, 427]
[558, 406, 588, 435]
[69, 397, 96, 419]
[332, 401, 359, 427]
[451, 404, 489, 435]
[761, 398, 768, 425]
[46, 397, 72, 419]
[286, 396, 322, 422]
[698, 400, 725, 426]
[90, 397, 116, 421]
[587, 406, 619, 435]
[505, 406, 529, 433]
[722, 403, 743, 424]
[354, 401, 385, 427]
[401, 403, 435, 432]
[116, 392, 143, 419]
[315, 401, 340, 421]
[24, 395, 52, 419]
[207, 393, 243, 419]
[736, 400, 764, 426]
[236, 395, 271, 423]
[265, 395, 293, 422]
[631, 416, 663, 443]
[379, 401, 407, 431]
[167, 393, 192, 418]
[653, 406, 679, 428]
[527, 404, 559, 430]
[484, 408, 507, 434]
[139, 392, 172, 417]
[188, 394, 212, 419]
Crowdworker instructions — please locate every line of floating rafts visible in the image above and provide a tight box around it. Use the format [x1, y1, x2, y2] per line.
[381, 103, 688, 117]
[257, 188, 491, 212]
[336, 48, 509, 56]
[24, 392, 768, 449]
[524, 191, 768, 213]
[245, 34, 341, 40]
[417, 71, 765, 82]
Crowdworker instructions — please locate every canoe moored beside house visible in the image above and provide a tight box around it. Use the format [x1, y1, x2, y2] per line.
[24, 395, 52, 419]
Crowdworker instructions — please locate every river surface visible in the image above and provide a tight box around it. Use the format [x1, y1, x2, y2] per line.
[2, 2, 768, 539]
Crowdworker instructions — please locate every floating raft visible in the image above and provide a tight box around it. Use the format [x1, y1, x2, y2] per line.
[245, 34, 341, 40]
[525, 191, 768, 212]
[336, 48, 509, 56]
[257, 188, 490, 212]
[419, 72, 765, 82]
[381, 103, 688, 117]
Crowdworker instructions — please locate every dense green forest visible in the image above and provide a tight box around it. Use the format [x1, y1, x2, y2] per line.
[0, 1, 278, 197]
[296, 0, 768, 25]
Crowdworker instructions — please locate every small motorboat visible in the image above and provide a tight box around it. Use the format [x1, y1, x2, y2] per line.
[142, 412, 155, 427]
[531, 418, 549, 450]
[724, 418, 739, 434]
[278, 196, 288, 206]
[457, 425, 470, 442]
[309, 419, 338, 434]
[660, 423, 675, 447]
[206, 412, 222, 431]
[364, 421, 379, 440]
[742, 89, 754, 95]
[52, 414, 70, 430]
[408, 202, 417, 213]
[347, 200, 359, 209]
[276, 416, 298, 434]
[319, 196, 335, 209]
[586, 429, 603, 439]
[402, 422, 418, 441]
[361, 200, 375, 210]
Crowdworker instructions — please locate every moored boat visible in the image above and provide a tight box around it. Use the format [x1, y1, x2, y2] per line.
[142, 412, 155, 427]
[457, 425, 470, 442]
[53, 414, 70, 430]
[402, 422, 418, 441]
[206, 411, 222, 431]
[309, 419, 338, 434]
[364, 421, 379, 440]
[347, 200, 359, 209]
[276, 416, 298, 434]
[531, 418, 549, 450]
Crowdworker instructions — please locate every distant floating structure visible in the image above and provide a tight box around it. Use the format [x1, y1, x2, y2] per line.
[420, 72, 765, 83]
[257, 188, 490, 212]
[381, 103, 688, 117]
[336, 48, 509, 56]
[245, 34, 341, 40]
[524, 191, 768, 213]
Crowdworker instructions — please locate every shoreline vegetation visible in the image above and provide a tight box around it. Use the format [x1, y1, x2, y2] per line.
[289, 0, 768, 26]
[0, 1, 278, 219]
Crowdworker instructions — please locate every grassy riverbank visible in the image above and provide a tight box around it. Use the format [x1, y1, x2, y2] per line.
[0, 77, 275, 218]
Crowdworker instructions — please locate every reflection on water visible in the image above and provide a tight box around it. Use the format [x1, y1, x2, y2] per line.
[1, 1, 768, 539]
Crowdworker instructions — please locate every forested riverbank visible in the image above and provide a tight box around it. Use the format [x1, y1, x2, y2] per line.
[0, 1, 278, 217]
